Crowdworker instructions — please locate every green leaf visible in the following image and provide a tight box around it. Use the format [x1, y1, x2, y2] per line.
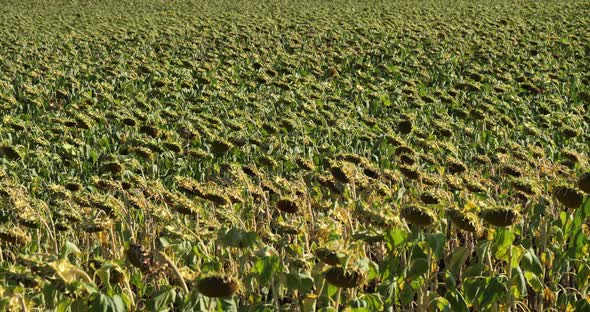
[380, 93, 391, 107]
[476, 240, 491, 263]
[325, 283, 339, 297]
[432, 296, 452, 312]
[72, 298, 89, 312]
[96, 268, 112, 292]
[510, 245, 524, 269]
[57, 300, 72, 312]
[406, 258, 429, 280]
[60, 241, 82, 259]
[158, 236, 171, 248]
[480, 277, 508, 309]
[385, 228, 408, 250]
[463, 277, 486, 305]
[285, 272, 314, 293]
[410, 244, 428, 261]
[427, 233, 446, 259]
[463, 264, 485, 278]
[445, 291, 469, 312]
[581, 196, 590, 217]
[366, 260, 380, 281]
[347, 308, 369, 312]
[576, 263, 590, 289]
[219, 298, 238, 312]
[110, 295, 126, 312]
[492, 229, 514, 261]
[218, 227, 258, 249]
[361, 293, 383, 311]
[567, 229, 588, 258]
[181, 290, 207, 312]
[88, 292, 127, 312]
[574, 298, 590, 311]
[400, 280, 416, 306]
[524, 271, 543, 293]
[511, 266, 527, 299]
[444, 271, 456, 291]
[120, 293, 132, 312]
[520, 248, 543, 276]
[88, 293, 109, 312]
[148, 286, 176, 312]
[348, 298, 368, 309]
[449, 247, 469, 277]
[253, 255, 280, 286]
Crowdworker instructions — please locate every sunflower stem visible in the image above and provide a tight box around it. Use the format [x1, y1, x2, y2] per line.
[335, 288, 342, 311]
[271, 276, 280, 310]
[506, 241, 513, 312]
[155, 251, 188, 294]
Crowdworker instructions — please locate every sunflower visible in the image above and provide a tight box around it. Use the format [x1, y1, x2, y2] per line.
[479, 208, 519, 227]
[578, 172, 590, 193]
[324, 267, 363, 288]
[196, 275, 239, 298]
[553, 185, 584, 209]
[446, 208, 479, 232]
[401, 205, 435, 227]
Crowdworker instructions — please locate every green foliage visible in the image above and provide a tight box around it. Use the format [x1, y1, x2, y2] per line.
[0, 0, 588, 310]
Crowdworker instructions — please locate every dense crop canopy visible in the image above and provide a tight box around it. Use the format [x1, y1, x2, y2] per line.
[0, 0, 589, 310]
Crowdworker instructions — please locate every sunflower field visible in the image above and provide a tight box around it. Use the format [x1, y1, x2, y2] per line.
[0, 0, 589, 311]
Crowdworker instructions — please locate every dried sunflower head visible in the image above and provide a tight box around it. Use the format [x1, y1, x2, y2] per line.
[242, 164, 263, 180]
[324, 267, 363, 288]
[126, 243, 153, 274]
[276, 198, 300, 214]
[82, 219, 111, 233]
[210, 138, 233, 156]
[202, 191, 230, 206]
[270, 221, 299, 235]
[64, 182, 83, 192]
[295, 156, 315, 171]
[100, 161, 123, 175]
[0, 226, 30, 245]
[394, 145, 415, 157]
[446, 157, 467, 174]
[399, 154, 416, 166]
[315, 248, 341, 266]
[479, 208, 519, 227]
[401, 205, 435, 227]
[553, 185, 584, 209]
[397, 119, 412, 134]
[163, 141, 182, 154]
[578, 172, 590, 193]
[501, 164, 523, 178]
[329, 162, 354, 184]
[399, 165, 420, 180]
[420, 191, 442, 205]
[196, 275, 239, 298]
[139, 125, 161, 138]
[446, 208, 479, 232]
[0, 145, 22, 161]
[121, 116, 137, 127]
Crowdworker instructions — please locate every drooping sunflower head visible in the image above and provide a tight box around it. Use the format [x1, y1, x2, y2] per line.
[553, 185, 584, 209]
[276, 198, 300, 214]
[479, 207, 519, 227]
[324, 267, 364, 288]
[578, 172, 590, 193]
[196, 275, 240, 298]
[446, 208, 479, 233]
[401, 205, 436, 227]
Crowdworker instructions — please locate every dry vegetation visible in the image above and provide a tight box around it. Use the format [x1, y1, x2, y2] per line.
[0, 0, 589, 311]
